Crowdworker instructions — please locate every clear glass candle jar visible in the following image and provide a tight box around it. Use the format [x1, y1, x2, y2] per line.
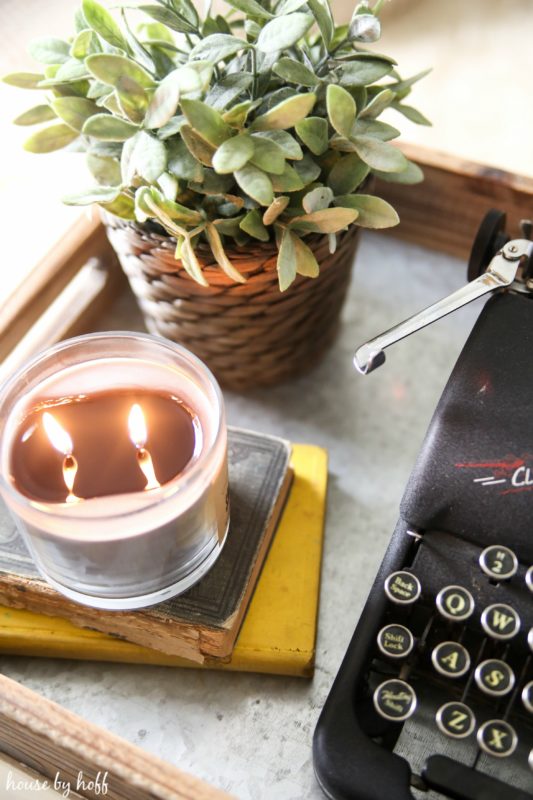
[0, 332, 229, 610]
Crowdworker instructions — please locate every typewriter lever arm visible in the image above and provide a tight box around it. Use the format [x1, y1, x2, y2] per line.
[353, 239, 533, 375]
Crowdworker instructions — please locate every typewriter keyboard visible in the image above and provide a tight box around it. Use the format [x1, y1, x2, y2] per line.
[363, 531, 533, 798]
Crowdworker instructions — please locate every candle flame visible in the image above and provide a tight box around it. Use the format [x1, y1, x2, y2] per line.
[128, 404, 160, 491]
[42, 413, 80, 503]
[128, 403, 147, 448]
[42, 412, 73, 455]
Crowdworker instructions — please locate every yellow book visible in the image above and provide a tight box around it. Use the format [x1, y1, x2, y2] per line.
[0, 444, 327, 677]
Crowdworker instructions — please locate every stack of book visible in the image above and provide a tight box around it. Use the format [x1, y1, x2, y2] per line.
[0, 428, 327, 677]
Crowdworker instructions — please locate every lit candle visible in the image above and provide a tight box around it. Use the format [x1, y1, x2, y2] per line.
[42, 412, 80, 504]
[0, 333, 229, 610]
[128, 404, 161, 491]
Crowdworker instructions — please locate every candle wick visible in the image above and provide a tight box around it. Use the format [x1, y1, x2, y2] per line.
[63, 454, 81, 504]
[136, 446, 161, 491]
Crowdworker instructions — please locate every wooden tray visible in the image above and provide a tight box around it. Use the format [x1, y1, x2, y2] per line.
[2, 142, 532, 799]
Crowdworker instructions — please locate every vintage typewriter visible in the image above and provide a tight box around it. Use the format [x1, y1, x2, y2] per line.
[313, 211, 533, 800]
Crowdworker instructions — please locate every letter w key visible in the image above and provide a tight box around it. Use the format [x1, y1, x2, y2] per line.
[481, 603, 521, 640]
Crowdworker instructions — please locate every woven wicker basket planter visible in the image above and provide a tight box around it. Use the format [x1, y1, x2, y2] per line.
[103, 213, 360, 390]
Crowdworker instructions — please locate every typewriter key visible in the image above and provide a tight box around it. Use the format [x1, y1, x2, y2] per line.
[526, 566, 533, 593]
[479, 545, 518, 580]
[436, 585, 475, 622]
[480, 603, 520, 640]
[529, 749, 533, 772]
[477, 720, 518, 758]
[431, 641, 471, 678]
[373, 679, 417, 722]
[522, 680, 533, 713]
[436, 701, 476, 739]
[474, 659, 515, 696]
[377, 624, 414, 659]
[384, 571, 421, 605]
[529, 628, 533, 652]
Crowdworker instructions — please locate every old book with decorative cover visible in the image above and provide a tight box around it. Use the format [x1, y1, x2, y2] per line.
[0, 428, 293, 664]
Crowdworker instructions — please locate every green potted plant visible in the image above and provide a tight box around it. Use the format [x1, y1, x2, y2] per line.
[4, 0, 428, 389]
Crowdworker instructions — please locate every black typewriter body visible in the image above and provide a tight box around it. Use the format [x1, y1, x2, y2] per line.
[313, 219, 533, 800]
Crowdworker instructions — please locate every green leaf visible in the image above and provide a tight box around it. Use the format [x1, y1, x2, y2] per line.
[263, 195, 290, 225]
[145, 74, 180, 129]
[170, 0, 199, 26]
[334, 194, 399, 228]
[51, 97, 98, 132]
[328, 153, 369, 194]
[250, 135, 286, 175]
[224, 0, 273, 18]
[372, 160, 424, 184]
[360, 88, 395, 119]
[223, 99, 256, 127]
[168, 138, 204, 181]
[263, 195, 289, 225]
[293, 153, 321, 185]
[327, 84, 356, 137]
[303, 186, 333, 213]
[121, 130, 167, 183]
[149, 187, 203, 225]
[23, 123, 78, 153]
[235, 164, 274, 206]
[86, 54, 155, 89]
[351, 118, 400, 141]
[56, 61, 91, 83]
[205, 222, 246, 282]
[158, 171, 179, 201]
[101, 192, 135, 219]
[292, 233, 320, 277]
[137, 21, 175, 45]
[70, 29, 102, 59]
[180, 98, 232, 147]
[275, 0, 308, 13]
[270, 164, 304, 192]
[180, 124, 215, 166]
[393, 103, 431, 126]
[87, 152, 122, 185]
[28, 38, 70, 65]
[213, 134, 254, 174]
[254, 130, 303, 160]
[277, 228, 297, 291]
[63, 185, 121, 205]
[251, 93, 316, 131]
[137, 4, 196, 34]
[189, 170, 233, 196]
[387, 68, 431, 95]
[83, 114, 139, 141]
[3, 72, 44, 89]
[291, 206, 358, 233]
[208, 73, 254, 111]
[145, 64, 213, 129]
[273, 58, 318, 87]
[180, 237, 209, 287]
[240, 209, 270, 241]
[13, 104, 56, 126]
[307, 0, 334, 49]
[351, 136, 408, 172]
[295, 117, 328, 155]
[190, 34, 251, 62]
[116, 76, 149, 123]
[338, 59, 393, 87]
[257, 13, 313, 53]
[82, 0, 128, 50]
